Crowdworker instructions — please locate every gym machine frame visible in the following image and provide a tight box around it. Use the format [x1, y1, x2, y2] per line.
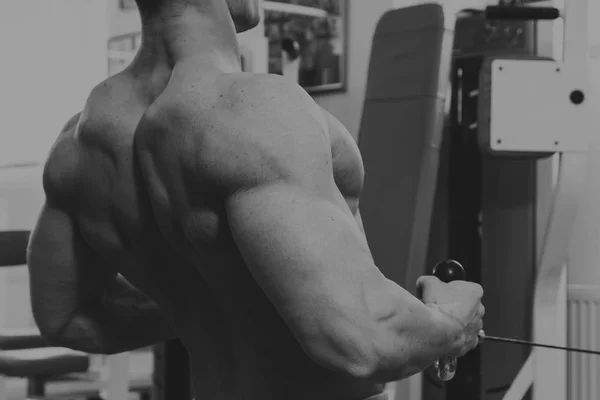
[492, 2, 590, 399]
[484, 2, 588, 399]
[382, 0, 592, 399]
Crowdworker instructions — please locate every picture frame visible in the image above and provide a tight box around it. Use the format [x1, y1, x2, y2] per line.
[119, 0, 137, 10]
[263, 0, 347, 94]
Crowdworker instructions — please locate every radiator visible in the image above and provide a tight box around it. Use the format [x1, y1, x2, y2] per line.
[568, 285, 600, 400]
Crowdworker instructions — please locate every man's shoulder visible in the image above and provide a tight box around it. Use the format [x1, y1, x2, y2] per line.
[145, 73, 332, 194]
[210, 73, 323, 119]
[155, 72, 325, 136]
[215, 73, 329, 143]
[43, 75, 141, 209]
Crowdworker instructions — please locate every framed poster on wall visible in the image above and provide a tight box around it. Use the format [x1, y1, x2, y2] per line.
[264, 0, 347, 94]
[120, 0, 137, 10]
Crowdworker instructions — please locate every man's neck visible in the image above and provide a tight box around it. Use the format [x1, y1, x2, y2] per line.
[132, 0, 241, 73]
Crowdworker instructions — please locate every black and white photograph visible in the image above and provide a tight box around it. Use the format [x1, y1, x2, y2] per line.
[0, 1, 598, 400]
[264, 0, 346, 93]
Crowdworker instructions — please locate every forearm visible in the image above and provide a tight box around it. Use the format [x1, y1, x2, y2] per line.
[352, 210, 456, 380]
[365, 279, 463, 383]
[50, 277, 175, 354]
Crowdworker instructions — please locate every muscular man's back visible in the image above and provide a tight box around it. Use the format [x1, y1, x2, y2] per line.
[135, 66, 381, 399]
[43, 73, 188, 308]
[42, 62, 380, 398]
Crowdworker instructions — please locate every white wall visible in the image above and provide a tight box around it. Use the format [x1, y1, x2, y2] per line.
[0, 0, 108, 167]
[0, 0, 108, 329]
[567, 0, 600, 286]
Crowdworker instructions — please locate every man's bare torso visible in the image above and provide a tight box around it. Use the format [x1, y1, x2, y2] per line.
[44, 62, 381, 399]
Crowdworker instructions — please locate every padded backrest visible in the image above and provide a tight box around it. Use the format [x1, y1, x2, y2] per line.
[0, 231, 30, 267]
[358, 4, 452, 292]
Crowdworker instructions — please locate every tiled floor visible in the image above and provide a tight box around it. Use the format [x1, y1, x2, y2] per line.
[3, 350, 153, 400]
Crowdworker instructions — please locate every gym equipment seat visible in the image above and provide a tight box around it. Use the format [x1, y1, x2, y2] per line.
[0, 230, 93, 400]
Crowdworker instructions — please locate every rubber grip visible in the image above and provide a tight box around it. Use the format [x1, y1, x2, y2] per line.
[432, 260, 466, 381]
[485, 6, 560, 20]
